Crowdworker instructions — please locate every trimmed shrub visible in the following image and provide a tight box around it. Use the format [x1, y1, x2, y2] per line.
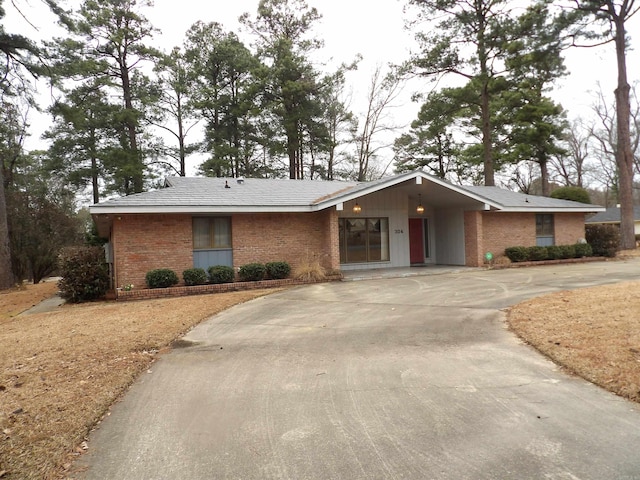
[238, 263, 266, 282]
[585, 224, 619, 257]
[527, 246, 549, 261]
[145, 268, 179, 289]
[574, 242, 593, 258]
[546, 245, 563, 260]
[58, 246, 110, 303]
[559, 244, 576, 259]
[505, 246, 528, 263]
[208, 265, 235, 284]
[265, 261, 291, 280]
[550, 186, 591, 204]
[183, 268, 208, 286]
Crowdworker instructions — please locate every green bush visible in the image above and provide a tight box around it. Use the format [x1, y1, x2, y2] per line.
[265, 261, 291, 280]
[559, 244, 576, 259]
[238, 263, 266, 282]
[527, 246, 548, 261]
[550, 186, 591, 204]
[585, 224, 619, 257]
[145, 268, 179, 289]
[505, 246, 528, 262]
[546, 245, 562, 260]
[58, 246, 110, 303]
[574, 242, 593, 258]
[208, 265, 235, 284]
[183, 268, 208, 286]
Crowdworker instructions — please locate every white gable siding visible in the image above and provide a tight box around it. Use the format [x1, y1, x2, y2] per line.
[434, 208, 466, 265]
[338, 188, 410, 269]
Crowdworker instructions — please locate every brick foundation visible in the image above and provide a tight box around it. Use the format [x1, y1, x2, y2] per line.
[116, 274, 343, 301]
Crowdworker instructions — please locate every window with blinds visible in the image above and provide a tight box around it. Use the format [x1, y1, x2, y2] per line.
[193, 217, 232, 250]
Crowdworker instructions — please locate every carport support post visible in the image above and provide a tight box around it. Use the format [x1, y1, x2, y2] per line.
[464, 211, 484, 267]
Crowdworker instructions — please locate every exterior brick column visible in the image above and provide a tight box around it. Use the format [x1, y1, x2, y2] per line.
[464, 211, 484, 267]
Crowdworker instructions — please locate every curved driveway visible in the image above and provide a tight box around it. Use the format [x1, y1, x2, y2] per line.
[78, 260, 640, 479]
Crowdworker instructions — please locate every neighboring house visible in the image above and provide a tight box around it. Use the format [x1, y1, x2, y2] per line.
[586, 206, 640, 235]
[90, 171, 604, 289]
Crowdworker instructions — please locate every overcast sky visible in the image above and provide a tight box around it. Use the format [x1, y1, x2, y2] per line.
[6, 0, 640, 159]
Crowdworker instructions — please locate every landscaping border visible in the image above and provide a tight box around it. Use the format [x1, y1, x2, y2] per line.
[489, 256, 609, 270]
[116, 274, 344, 301]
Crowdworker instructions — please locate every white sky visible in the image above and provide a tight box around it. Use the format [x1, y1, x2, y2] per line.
[6, 0, 640, 163]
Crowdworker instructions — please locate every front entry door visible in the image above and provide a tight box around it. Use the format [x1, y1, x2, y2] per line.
[409, 218, 424, 264]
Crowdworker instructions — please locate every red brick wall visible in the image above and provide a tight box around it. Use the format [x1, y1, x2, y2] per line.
[112, 214, 193, 289]
[482, 212, 535, 259]
[465, 211, 588, 264]
[554, 213, 587, 245]
[464, 211, 483, 267]
[232, 210, 339, 271]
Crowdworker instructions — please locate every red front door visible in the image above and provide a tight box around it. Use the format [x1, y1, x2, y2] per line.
[409, 218, 424, 264]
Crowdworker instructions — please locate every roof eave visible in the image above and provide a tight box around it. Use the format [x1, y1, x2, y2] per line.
[497, 206, 606, 213]
[89, 205, 319, 215]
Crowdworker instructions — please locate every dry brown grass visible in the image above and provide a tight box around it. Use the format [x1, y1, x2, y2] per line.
[0, 281, 58, 322]
[292, 253, 326, 281]
[2, 269, 640, 479]
[508, 281, 640, 403]
[0, 285, 279, 480]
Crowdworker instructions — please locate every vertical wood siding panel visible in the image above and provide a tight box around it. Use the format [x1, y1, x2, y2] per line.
[434, 209, 466, 265]
[338, 189, 410, 269]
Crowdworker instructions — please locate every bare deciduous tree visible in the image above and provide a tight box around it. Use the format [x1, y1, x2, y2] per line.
[570, 0, 639, 248]
[354, 65, 404, 181]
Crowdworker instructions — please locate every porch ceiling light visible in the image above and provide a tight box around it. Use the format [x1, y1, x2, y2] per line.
[353, 202, 362, 214]
[416, 194, 425, 214]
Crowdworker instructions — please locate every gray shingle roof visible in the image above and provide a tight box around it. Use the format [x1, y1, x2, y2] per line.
[91, 177, 358, 213]
[460, 185, 602, 210]
[89, 172, 604, 214]
[586, 206, 640, 223]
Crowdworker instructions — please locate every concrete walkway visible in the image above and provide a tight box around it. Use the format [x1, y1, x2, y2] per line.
[19, 293, 65, 315]
[76, 259, 640, 480]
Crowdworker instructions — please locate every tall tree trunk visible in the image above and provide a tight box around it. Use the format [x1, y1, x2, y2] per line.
[90, 127, 100, 204]
[613, 9, 635, 250]
[0, 168, 14, 290]
[481, 81, 494, 186]
[477, 11, 494, 187]
[287, 136, 297, 179]
[177, 101, 186, 177]
[120, 63, 143, 193]
[540, 158, 550, 196]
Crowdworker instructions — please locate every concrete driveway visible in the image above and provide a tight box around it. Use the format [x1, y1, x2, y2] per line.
[77, 260, 640, 480]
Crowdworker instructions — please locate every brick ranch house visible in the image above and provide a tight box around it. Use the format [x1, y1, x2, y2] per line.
[90, 171, 605, 289]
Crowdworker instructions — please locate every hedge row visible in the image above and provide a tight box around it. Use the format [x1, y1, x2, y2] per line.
[146, 261, 292, 289]
[504, 243, 593, 263]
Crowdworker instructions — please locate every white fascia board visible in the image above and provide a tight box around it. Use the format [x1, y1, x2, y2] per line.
[496, 206, 606, 213]
[89, 205, 317, 215]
